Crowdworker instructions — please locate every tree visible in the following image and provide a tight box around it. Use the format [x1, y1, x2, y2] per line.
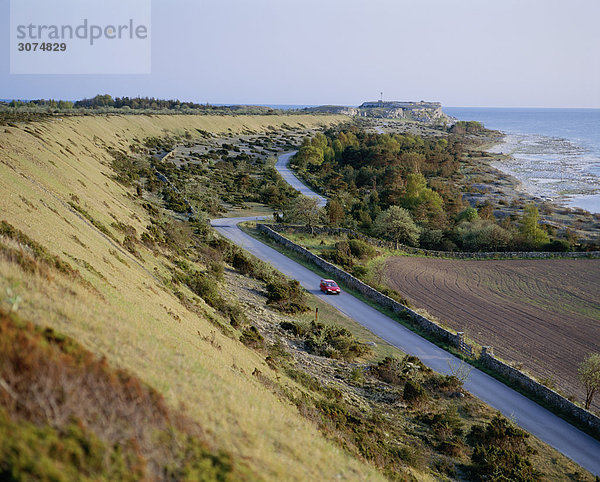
[326, 199, 345, 226]
[520, 204, 549, 248]
[373, 206, 420, 248]
[293, 145, 324, 169]
[455, 219, 512, 252]
[457, 206, 478, 223]
[578, 353, 600, 410]
[401, 173, 444, 226]
[284, 195, 323, 234]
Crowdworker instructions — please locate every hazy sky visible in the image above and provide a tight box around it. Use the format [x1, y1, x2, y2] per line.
[1, 0, 599, 107]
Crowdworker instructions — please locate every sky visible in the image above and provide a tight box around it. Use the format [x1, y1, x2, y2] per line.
[1, 0, 599, 108]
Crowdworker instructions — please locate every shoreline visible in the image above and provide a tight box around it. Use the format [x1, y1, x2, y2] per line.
[488, 133, 600, 214]
[463, 130, 599, 245]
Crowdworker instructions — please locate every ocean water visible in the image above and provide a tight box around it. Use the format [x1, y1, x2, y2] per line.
[443, 107, 600, 214]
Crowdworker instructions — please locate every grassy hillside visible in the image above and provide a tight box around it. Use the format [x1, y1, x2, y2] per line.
[0, 114, 593, 480]
[0, 113, 387, 480]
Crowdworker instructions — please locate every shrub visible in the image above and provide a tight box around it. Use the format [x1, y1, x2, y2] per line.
[185, 272, 246, 326]
[467, 414, 533, 455]
[420, 405, 463, 444]
[471, 446, 538, 481]
[265, 279, 308, 313]
[372, 355, 426, 385]
[348, 239, 376, 259]
[403, 380, 428, 406]
[542, 239, 572, 252]
[221, 303, 247, 327]
[467, 414, 538, 480]
[322, 249, 352, 269]
[281, 321, 370, 361]
[187, 273, 223, 310]
[108, 148, 141, 186]
[231, 251, 253, 274]
[240, 326, 265, 350]
[351, 265, 368, 279]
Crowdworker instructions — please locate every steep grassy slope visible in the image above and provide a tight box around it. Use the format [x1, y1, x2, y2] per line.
[0, 114, 392, 480]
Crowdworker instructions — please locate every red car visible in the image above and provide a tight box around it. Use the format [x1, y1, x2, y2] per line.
[320, 279, 341, 295]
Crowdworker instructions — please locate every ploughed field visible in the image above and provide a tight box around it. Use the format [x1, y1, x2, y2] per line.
[383, 257, 600, 411]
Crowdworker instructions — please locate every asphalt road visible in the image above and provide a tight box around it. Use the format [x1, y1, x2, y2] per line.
[211, 152, 600, 475]
[275, 151, 327, 207]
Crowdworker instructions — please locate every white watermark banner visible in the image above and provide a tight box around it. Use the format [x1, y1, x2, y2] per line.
[10, 0, 151, 74]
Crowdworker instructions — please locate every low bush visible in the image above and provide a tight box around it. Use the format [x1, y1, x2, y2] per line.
[542, 239, 572, 252]
[467, 413, 538, 480]
[351, 265, 368, 279]
[348, 238, 377, 259]
[280, 321, 370, 361]
[185, 272, 246, 326]
[403, 380, 428, 406]
[372, 356, 427, 385]
[265, 279, 308, 314]
[240, 325, 265, 350]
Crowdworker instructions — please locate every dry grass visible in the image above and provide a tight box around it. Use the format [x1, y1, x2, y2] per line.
[0, 114, 388, 480]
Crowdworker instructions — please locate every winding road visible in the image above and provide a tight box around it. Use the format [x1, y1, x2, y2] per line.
[212, 151, 600, 475]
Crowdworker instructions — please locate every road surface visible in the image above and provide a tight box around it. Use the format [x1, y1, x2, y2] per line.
[211, 152, 600, 475]
[275, 152, 327, 207]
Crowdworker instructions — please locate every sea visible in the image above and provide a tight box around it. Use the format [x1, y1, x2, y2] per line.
[444, 107, 600, 214]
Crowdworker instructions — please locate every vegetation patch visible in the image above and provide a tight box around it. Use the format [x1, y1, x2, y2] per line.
[280, 320, 371, 361]
[0, 309, 251, 481]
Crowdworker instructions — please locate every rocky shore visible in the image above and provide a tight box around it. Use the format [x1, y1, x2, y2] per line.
[462, 130, 600, 245]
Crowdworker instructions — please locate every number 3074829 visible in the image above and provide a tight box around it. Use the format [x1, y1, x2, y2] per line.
[18, 43, 67, 52]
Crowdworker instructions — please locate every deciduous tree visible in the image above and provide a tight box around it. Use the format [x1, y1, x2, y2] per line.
[373, 206, 420, 248]
[284, 195, 323, 234]
[520, 204, 549, 247]
[578, 352, 600, 410]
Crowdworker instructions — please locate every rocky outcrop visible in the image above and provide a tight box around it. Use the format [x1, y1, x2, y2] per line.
[305, 101, 453, 125]
[358, 101, 452, 124]
[302, 105, 359, 116]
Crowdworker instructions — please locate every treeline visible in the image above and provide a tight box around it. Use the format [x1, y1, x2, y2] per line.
[2, 95, 283, 115]
[289, 128, 575, 252]
[75, 95, 217, 110]
[448, 120, 485, 134]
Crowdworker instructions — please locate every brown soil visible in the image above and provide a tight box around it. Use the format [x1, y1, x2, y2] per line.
[384, 256, 600, 411]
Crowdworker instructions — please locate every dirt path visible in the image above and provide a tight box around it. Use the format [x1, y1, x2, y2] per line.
[384, 257, 600, 411]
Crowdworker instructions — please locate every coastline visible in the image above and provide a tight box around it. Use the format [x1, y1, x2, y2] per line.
[444, 107, 600, 216]
[463, 130, 599, 245]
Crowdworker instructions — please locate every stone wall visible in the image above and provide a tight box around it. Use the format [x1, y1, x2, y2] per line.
[259, 222, 600, 437]
[480, 347, 600, 436]
[268, 224, 600, 260]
